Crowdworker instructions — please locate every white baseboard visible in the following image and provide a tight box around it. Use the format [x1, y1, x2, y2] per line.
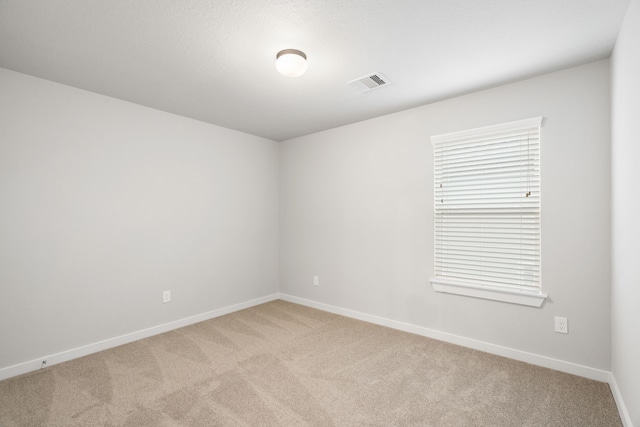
[0, 293, 279, 381]
[609, 373, 634, 427]
[279, 293, 612, 383]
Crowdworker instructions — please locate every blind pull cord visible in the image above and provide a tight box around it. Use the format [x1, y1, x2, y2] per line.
[526, 130, 531, 198]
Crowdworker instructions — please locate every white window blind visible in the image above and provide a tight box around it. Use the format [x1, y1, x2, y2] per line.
[431, 117, 544, 302]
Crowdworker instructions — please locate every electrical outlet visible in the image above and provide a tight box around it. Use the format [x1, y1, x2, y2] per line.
[163, 290, 171, 304]
[554, 316, 568, 334]
[313, 276, 319, 286]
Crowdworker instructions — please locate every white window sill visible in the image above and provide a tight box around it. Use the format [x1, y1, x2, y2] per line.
[430, 279, 547, 308]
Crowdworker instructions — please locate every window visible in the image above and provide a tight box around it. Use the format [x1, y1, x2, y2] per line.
[430, 117, 547, 307]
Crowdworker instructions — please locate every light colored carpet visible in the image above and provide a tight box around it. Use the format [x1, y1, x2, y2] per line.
[0, 300, 622, 426]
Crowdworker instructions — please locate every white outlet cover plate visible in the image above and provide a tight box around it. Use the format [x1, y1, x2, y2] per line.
[554, 316, 568, 334]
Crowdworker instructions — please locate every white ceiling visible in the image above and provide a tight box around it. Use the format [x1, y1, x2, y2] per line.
[0, 0, 630, 141]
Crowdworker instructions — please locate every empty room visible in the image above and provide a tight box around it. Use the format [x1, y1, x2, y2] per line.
[1, 0, 638, 425]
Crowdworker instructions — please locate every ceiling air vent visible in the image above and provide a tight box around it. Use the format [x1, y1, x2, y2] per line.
[348, 73, 390, 92]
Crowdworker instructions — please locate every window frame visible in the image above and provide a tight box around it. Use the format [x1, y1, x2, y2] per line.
[429, 117, 547, 307]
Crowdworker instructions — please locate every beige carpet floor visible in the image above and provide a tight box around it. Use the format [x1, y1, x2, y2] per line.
[0, 300, 622, 426]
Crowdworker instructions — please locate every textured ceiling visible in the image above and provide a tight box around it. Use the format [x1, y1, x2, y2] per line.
[0, 0, 631, 141]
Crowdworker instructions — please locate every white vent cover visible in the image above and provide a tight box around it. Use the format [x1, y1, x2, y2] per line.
[348, 73, 390, 92]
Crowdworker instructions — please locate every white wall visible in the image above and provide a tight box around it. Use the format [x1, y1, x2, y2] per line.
[280, 60, 612, 371]
[0, 68, 279, 370]
[611, 0, 640, 424]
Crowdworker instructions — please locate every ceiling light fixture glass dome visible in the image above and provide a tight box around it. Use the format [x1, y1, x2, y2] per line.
[276, 49, 307, 77]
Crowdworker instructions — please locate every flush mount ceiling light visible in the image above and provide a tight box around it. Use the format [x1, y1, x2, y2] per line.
[276, 49, 307, 77]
